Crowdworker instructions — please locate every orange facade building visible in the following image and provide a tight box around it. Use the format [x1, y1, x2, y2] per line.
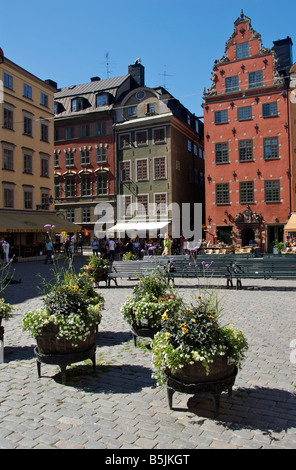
[203, 11, 293, 252]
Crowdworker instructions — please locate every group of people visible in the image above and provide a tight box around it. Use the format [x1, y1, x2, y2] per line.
[91, 234, 177, 260]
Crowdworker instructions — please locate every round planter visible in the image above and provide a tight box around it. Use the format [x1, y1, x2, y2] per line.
[34, 323, 96, 384]
[165, 355, 238, 417]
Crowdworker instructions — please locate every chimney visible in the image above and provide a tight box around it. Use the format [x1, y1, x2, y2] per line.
[91, 76, 101, 82]
[128, 59, 145, 88]
[45, 79, 58, 89]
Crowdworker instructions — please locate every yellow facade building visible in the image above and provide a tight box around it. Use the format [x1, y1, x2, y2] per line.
[0, 48, 79, 259]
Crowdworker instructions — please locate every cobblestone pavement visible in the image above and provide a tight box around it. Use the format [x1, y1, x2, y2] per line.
[1, 256, 296, 450]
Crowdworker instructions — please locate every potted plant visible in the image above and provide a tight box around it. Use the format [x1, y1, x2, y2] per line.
[83, 254, 110, 284]
[120, 271, 184, 345]
[273, 240, 284, 254]
[22, 269, 104, 382]
[151, 288, 248, 416]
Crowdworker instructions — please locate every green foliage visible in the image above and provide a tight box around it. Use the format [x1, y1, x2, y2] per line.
[123, 251, 138, 261]
[22, 269, 104, 345]
[0, 297, 14, 320]
[84, 254, 110, 271]
[120, 271, 184, 328]
[151, 289, 248, 386]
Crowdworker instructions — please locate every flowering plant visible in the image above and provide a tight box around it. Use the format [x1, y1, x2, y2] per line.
[120, 271, 184, 328]
[22, 269, 104, 346]
[0, 298, 14, 321]
[83, 254, 110, 273]
[151, 288, 248, 386]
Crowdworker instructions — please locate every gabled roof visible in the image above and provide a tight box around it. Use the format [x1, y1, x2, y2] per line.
[55, 75, 129, 98]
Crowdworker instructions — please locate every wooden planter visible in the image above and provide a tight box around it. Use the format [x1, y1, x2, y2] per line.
[165, 355, 238, 417]
[130, 313, 161, 346]
[34, 323, 96, 384]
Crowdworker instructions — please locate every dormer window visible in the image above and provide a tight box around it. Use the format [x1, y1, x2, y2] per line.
[96, 93, 108, 107]
[71, 97, 84, 112]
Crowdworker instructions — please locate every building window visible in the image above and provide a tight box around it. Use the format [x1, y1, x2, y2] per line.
[23, 114, 33, 136]
[96, 174, 109, 195]
[65, 177, 76, 197]
[238, 106, 252, 121]
[120, 195, 132, 218]
[65, 127, 74, 140]
[40, 156, 49, 177]
[3, 148, 14, 170]
[66, 208, 75, 223]
[81, 124, 90, 138]
[82, 207, 91, 223]
[41, 93, 49, 107]
[24, 83, 32, 99]
[154, 156, 166, 179]
[97, 122, 106, 136]
[54, 177, 60, 199]
[24, 190, 33, 209]
[96, 94, 108, 107]
[65, 151, 75, 166]
[264, 137, 279, 160]
[188, 140, 192, 152]
[3, 106, 13, 130]
[41, 122, 49, 142]
[154, 193, 167, 215]
[147, 103, 155, 114]
[96, 147, 107, 163]
[153, 127, 166, 144]
[262, 102, 278, 117]
[249, 71, 263, 89]
[237, 42, 249, 59]
[128, 106, 137, 117]
[54, 153, 59, 168]
[3, 187, 14, 208]
[119, 133, 131, 149]
[136, 159, 148, 181]
[216, 183, 230, 205]
[265, 180, 280, 202]
[135, 130, 148, 146]
[239, 181, 254, 204]
[214, 110, 228, 124]
[225, 75, 239, 93]
[137, 195, 149, 216]
[41, 192, 50, 210]
[120, 161, 131, 182]
[80, 149, 90, 165]
[4, 73, 13, 90]
[215, 142, 229, 164]
[80, 175, 92, 196]
[71, 98, 84, 112]
[239, 139, 253, 162]
[23, 153, 33, 174]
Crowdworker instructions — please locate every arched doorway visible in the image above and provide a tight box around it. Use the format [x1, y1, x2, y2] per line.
[241, 227, 254, 246]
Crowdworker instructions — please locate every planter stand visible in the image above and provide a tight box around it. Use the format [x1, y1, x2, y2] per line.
[130, 325, 161, 347]
[165, 366, 238, 418]
[34, 343, 96, 384]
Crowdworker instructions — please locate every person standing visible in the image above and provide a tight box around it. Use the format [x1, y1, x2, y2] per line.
[44, 238, 53, 264]
[92, 238, 99, 256]
[108, 238, 115, 261]
[1, 240, 10, 264]
[162, 234, 172, 256]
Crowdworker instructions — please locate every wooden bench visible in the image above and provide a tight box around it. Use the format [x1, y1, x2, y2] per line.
[227, 259, 296, 289]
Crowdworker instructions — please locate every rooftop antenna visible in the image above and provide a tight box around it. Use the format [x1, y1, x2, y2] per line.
[159, 65, 173, 89]
[105, 52, 110, 78]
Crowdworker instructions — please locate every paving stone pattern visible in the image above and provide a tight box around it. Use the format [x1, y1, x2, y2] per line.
[1, 256, 296, 449]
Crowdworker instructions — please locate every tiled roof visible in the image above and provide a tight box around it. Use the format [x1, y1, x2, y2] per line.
[55, 75, 130, 98]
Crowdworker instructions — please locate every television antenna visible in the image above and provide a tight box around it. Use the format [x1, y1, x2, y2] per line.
[105, 52, 111, 78]
[159, 65, 173, 89]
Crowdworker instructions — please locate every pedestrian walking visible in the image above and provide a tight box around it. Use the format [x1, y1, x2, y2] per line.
[44, 238, 53, 264]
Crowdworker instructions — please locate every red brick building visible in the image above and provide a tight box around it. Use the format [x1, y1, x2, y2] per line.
[203, 11, 293, 252]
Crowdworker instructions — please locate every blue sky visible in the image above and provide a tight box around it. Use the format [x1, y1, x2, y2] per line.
[1, 0, 295, 117]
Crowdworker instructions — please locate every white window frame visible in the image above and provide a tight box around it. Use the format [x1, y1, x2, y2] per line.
[153, 156, 167, 180]
[136, 157, 149, 182]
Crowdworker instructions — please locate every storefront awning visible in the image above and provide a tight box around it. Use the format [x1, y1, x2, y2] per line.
[0, 212, 81, 233]
[107, 220, 171, 236]
[284, 213, 296, 232]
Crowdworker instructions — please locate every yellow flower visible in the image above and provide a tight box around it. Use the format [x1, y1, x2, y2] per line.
[162, 312, 168, 321]
[197, 295, 202, 300]
[191, 318, 196, 323]
[181, 327, 188, 334]
[165, 332, 170, 338]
